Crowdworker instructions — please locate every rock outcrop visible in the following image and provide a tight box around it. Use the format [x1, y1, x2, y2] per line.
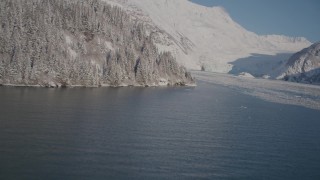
[0, 0, 194, 87]
[278, 42, 320, 84]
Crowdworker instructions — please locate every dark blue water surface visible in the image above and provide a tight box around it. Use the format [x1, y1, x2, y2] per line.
[1, 81, 320, 179]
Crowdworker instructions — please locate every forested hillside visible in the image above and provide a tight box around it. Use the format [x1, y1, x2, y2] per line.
[0, 0, 194, 87]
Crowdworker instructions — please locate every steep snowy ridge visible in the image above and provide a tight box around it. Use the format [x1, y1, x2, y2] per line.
[104, 0, 312, 73]
[278, 42, 320, 84]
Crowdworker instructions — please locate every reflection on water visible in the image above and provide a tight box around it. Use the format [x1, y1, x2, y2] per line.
[0, 82, 320, 179]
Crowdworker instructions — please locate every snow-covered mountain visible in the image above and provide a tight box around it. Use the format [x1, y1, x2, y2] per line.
[0, 0, 194, 87]
[104, 0, 312, 73]
[277, 42, 320, 84]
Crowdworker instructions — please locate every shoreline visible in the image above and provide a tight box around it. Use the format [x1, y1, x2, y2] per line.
[192, 71, 320, 111]
[0, 82, 197, 88]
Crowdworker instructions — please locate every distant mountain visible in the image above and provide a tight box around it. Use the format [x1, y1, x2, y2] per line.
[105, 0, 312, 73]
[277, 42, 320, 84]
[0, 0, 194, 87]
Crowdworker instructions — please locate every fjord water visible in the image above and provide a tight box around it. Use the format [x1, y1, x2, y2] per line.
[1, 82, 320, 179]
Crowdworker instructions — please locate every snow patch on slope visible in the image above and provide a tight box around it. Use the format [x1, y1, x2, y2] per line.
[238, 72, 255, 78]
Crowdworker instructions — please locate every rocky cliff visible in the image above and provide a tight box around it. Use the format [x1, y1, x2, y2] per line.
[0, 0, 194, 87]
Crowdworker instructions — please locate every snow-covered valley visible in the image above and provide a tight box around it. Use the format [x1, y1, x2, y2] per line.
[105, 0, 312, 75]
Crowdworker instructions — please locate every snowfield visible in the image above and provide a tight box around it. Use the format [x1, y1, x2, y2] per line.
[193, 71, 320, 110]
[105, 0, 311, 74]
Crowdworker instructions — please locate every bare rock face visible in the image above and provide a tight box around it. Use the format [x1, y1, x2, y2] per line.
[278, 42, 320, 84]
[0, 0, 194, 87]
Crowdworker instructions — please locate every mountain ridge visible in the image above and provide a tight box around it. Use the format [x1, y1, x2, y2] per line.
[104, 0, 311, 73]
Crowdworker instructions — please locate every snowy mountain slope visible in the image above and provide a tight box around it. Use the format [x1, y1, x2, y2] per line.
[0, 0, 194, 87]
[277, 42, 320, 84]
[103, 0, 311, 73]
